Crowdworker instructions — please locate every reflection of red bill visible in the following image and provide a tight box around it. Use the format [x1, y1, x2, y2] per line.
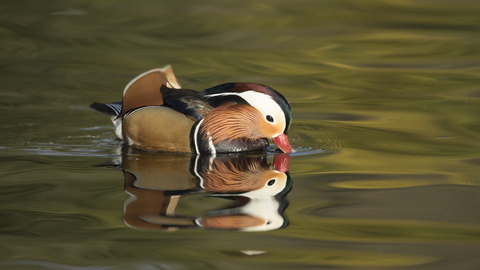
[272, 133, 293, 153]
[273, 154, 290, 172]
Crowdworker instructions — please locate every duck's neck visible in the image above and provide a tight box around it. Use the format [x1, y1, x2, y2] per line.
[190, 104, 268, 155]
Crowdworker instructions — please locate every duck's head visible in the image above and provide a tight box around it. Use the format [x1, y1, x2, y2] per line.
[201, 83, 293, 153]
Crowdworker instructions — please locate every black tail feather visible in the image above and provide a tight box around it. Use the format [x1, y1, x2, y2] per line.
[90, 102, 122, 117]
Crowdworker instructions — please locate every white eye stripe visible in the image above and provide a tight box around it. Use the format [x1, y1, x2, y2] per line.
[205, 91, 285, 134]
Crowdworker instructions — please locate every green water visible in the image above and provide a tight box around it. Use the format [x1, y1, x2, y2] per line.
[2, 0, 480, 269]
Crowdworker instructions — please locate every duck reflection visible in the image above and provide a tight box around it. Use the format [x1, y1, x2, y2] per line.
[120, 150, 292, 232]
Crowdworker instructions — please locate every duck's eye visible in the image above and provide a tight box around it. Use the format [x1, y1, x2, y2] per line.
[266, 115, 274, 122]
[267, 179, 276, 186]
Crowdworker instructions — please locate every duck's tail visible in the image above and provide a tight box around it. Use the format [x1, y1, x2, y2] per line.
[90, 101, 123, 139]
[90, 101, 122, 119]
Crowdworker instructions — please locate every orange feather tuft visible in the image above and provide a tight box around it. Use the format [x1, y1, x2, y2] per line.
[200, 103, 262, 144]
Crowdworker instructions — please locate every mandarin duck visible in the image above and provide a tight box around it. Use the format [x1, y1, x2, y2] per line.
[90, 65, 293, 154]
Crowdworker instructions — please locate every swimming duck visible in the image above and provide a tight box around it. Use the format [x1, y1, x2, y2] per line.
[91, 65, 293, 154]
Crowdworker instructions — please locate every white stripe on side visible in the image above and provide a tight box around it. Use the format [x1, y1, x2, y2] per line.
[193, 119, 205, 155]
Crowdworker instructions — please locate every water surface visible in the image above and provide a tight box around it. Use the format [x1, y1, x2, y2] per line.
[1, 0, 480, 269]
